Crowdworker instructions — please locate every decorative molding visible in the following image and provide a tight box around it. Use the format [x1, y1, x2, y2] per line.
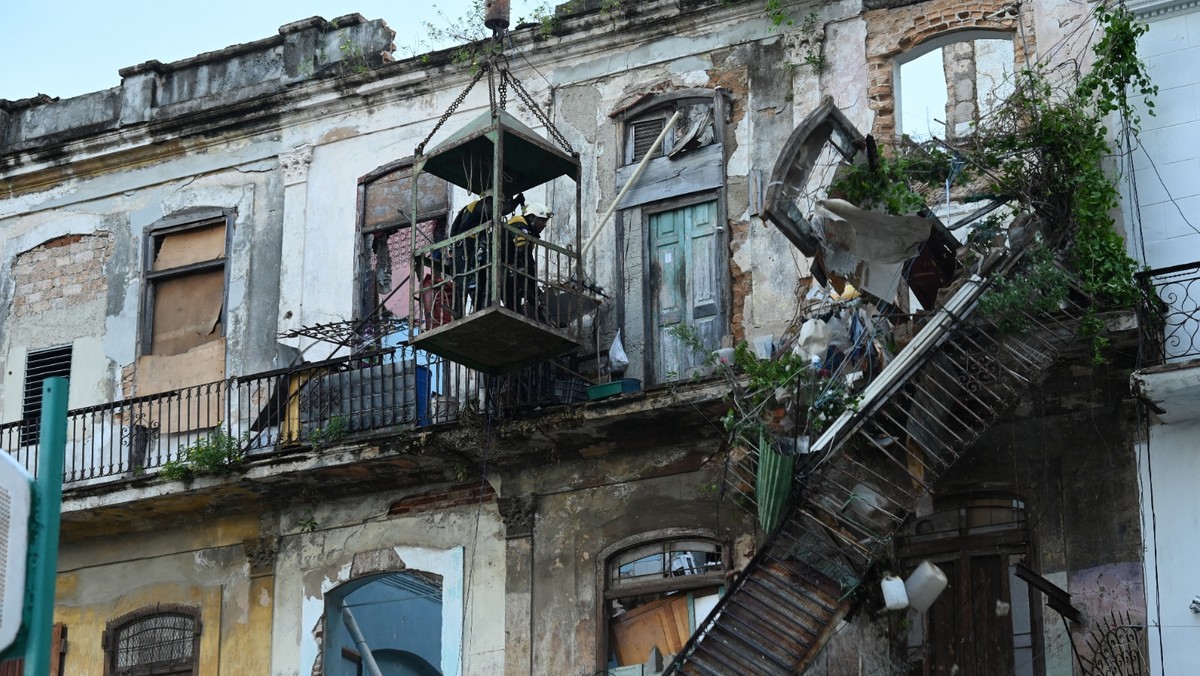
[280, 143, 314, 185]
[243, 535, 279, 578]
[1130, 0, 1200, 19]
[498, 494, 536, 540]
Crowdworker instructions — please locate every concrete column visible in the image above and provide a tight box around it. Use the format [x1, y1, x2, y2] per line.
[498, 495, 535, 676]
[277, 144, 314, 344]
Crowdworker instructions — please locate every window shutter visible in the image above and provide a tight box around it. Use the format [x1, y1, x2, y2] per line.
[631, 118, 666, 161]
[21, 346, 72, 445]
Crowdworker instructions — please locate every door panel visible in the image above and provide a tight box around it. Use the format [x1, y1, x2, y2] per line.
[649, 201, 723, 385]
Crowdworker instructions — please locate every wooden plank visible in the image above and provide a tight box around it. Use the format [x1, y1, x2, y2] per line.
[154, 224, 225, 270]
[615, 144, 722, 210]
[151, 270, 224, 356]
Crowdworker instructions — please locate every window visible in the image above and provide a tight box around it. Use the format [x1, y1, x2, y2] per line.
[103, 605, 201, 676]
[613, 90, 729, 386]
[897, 33, 1016, 140]
[898, 495, 1040, 676]
[142, 212, 228, 357]
[323, 572, 443, 675]
[602, 536, 726, 673]
[357, 158, 451, 342]
[20, 345, 72, 445]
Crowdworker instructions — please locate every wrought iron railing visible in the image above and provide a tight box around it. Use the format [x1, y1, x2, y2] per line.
[0, 344, 590, 484]
[1137, 261, 1200, 365]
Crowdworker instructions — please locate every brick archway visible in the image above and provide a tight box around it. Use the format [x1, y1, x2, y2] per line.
[864, 0, 1035, 139]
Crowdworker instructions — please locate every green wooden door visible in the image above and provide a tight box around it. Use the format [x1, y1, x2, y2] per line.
[649, 200, 722, 384]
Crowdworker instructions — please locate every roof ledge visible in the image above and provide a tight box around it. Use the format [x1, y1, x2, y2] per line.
[1132, 359, 1200, 423]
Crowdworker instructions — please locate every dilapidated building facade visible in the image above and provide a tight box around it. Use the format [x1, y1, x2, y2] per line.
[0, 0, 1186, 674]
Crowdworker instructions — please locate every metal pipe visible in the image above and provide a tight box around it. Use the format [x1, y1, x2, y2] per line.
[485, 0, 511, 30]
[341, 603, 384, 676]
[581, 110, 682, 257]
[26, 376, 68, 676]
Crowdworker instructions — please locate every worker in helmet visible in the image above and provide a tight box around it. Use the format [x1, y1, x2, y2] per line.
[503, 202, 552, 318]
[447, 191, 524, 316]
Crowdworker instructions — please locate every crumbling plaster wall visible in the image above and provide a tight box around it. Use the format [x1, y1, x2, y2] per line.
[0, 132, 286, 418]
[270, 487, 505, 676]
[53, 514, 272, 675]
[913, 360, 1145, 674]
[513, 452, 753, 674]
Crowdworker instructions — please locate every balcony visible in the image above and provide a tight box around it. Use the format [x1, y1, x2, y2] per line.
[1132, 261, 1200, 423]
[0, 344, 609, 487]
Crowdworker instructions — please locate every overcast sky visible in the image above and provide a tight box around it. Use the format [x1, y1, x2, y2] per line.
[0, 1, 552, 101]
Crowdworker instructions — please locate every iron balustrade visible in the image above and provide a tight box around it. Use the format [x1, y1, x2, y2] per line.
[1137, 261, 1200, 366]
[0, 344, 588, 484]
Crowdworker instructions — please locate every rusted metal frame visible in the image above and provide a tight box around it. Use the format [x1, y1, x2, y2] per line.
[797, 500, 879, 561]
[694, 635, 781, 676]
[785, 513, 871, 577]
[691, 619, 795, 675]
[806, 490, 895, 550]
[821, 461, 913, 525]
[857, 427, 936, 494]
[895, 383, 970, 450]
[949, 331, 1035, 391]
[919, 358, 993, 428]
[827, 443, 924, 506]
[869, 407, 945, 478]
[676, 656, 722, 676]
[971, 328, 1055, 378]
[709, 613, 810, 671]
[792, 599, 855, 675]
[939, 339, 1022, 406]
[721, 592, 823, 647]
[740, 570, 836, 627]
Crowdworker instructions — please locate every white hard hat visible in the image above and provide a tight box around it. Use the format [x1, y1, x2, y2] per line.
[524, 203, 553, 219]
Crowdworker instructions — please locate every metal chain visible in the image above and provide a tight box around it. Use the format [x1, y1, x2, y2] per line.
[498, 72, 508, 110]
[416, 64, 488, 155]
[507, 69, 575, 154]
[487, 64, 497, 116]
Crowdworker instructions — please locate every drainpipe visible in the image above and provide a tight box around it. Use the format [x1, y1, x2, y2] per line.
[341, 602, 383, 676]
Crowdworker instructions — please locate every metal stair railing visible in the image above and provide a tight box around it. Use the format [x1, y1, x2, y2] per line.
[666, 256, 1091, 675]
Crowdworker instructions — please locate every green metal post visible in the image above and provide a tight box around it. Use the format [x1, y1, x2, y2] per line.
[26, 376, 67, 676]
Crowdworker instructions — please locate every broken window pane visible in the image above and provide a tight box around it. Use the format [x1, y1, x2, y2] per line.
[606, 537, 726, 670]
[152, 223, 225, 270]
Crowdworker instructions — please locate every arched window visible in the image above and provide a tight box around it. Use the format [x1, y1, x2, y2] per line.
[599, 532, 727, 671]
[102, 604, 201, 676]
[322, 571, 444, 675]
[895, 31, 1017, 140]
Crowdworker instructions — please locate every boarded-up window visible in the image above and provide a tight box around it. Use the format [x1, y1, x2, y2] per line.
[145, 220, 226, 357]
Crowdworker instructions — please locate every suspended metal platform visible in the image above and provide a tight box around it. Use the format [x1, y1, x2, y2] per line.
[407, 61, 592, 375]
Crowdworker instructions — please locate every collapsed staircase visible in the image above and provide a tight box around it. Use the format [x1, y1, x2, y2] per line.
[665, 256, 1090, 675]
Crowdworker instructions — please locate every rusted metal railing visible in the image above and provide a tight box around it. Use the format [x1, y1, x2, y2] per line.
[0, 344, 587, 484]
[1137, 261, 1200, 366]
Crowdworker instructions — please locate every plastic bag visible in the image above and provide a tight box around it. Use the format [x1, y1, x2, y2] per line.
[610, 330, 629, 374]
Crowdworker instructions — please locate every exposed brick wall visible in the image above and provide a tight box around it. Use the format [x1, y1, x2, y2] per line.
[10, 233, 111, 318]
[864, 0, 1036, 140]
[387, 482, 496, 517]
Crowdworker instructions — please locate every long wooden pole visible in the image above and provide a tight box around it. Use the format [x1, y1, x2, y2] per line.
[581, 110, 682, 257]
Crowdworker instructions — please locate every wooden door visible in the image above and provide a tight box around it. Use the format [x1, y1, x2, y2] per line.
[649, 200, 722, 384]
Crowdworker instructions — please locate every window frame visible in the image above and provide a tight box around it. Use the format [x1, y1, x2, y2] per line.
[594, 528, 728, 673]
[102, 604, 202, 676]
[139, 208, 233, 358]
[355, 157, 451, 329]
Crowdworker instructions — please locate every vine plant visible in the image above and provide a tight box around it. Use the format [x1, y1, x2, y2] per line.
[863, 4, 1153, 362]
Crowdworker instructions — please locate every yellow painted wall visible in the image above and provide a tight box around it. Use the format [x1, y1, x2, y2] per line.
[53, 514, 272, 675]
